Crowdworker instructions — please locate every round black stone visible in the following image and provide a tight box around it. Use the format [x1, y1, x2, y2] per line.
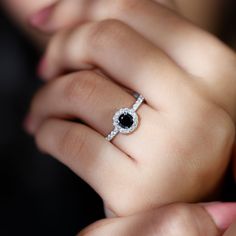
[118, 113, 134, 129]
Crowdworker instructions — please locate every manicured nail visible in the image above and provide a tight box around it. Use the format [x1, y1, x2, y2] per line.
[29, 4, 55, 28]
[205, 202, 236, 231]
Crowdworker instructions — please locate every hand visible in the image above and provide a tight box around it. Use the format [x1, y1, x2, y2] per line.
[25, 2, 236, 216]
[29, 0, 176, 34]
[78, 202, 236, 236]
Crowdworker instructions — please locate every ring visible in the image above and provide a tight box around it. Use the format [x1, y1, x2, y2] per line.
[106, 93, 145, 141]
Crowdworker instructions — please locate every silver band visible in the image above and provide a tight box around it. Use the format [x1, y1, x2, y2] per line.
[106, 94, 145, 142]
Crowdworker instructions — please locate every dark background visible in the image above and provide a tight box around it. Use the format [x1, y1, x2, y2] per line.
[0, 3, 236, 236]
[0, 9, 104, 236]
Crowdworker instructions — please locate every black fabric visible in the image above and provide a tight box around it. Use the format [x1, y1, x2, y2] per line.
[0, 10, 104, 236]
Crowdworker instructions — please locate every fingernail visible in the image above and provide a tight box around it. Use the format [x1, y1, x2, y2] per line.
[23, 114, 35, 134]
[205, 202, 236, 231]
[29, 4, 55, 28]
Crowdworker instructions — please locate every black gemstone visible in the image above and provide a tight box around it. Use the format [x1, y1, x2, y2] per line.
[118, 113, 134, 129]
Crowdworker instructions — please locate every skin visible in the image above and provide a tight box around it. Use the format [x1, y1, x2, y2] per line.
[78, 203, 236, 236]
[1, 0, 225, 46]
[23, 0, 236, 216]
[2, 0, 236, 234]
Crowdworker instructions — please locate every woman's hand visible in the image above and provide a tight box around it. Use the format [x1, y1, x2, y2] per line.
[35, 0, 236, 120]
[25, 1, 236, 216]
[78, 202, 236, 236]
[29, 0, 176, 34]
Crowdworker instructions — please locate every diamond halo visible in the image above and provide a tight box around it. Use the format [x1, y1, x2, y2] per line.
[113, 108, 138, 134]
[106, 94, 144, 141]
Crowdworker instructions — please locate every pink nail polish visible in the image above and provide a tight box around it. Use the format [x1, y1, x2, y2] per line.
[29, 4, 55, 28]
[205, 202, 236, 231]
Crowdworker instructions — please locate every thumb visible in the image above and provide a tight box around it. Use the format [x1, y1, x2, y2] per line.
[78, 202, 236, 236]
[204, 202, 236, 232]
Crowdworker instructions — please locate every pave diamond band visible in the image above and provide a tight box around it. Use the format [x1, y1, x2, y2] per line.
[106, 94, 145, 141]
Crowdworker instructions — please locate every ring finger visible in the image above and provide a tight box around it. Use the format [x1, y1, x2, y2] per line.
[27, 70, 160, 159]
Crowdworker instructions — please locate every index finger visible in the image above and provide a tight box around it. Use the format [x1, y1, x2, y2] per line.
[34, 0, 235, 79]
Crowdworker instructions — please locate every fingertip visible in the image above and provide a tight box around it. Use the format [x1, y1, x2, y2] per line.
[37, 57, 56, 81]
[204, 202, 236, 232]
[23, 114, 35, 135]
[29, 3, 56, 31]
[29, 6, 52, 28]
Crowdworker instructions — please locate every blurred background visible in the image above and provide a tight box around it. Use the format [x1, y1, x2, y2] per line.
[0, 1, 235, 236]
[0, 8, 104, 236]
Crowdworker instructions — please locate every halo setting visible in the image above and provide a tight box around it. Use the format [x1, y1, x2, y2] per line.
[113, 108, 138, 134]
[106, 94, 144, 141]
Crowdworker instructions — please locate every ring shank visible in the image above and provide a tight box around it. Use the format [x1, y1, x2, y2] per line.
[106, 127, 119, 141]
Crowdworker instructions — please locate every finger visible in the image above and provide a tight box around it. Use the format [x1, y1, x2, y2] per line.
[29, 0, 177, 33]
[224, 221, 236, 236]
[36, 0, 236, 118]
[35, 118, 138, 215]
[88, 0, 236, 119]
[204, 202, 236, 232]
[33, 0, 233, 79]
[28, 70, 137, 135]
[78, 202, 236, 236]
[27, 70, 159, 159]
[94, 0, 235, 79]
[40, 19, 187, 110]
[29, 0, 92, 33]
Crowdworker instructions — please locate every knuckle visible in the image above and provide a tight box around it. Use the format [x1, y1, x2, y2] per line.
[176, 97, 234, 162]
[112, 0, 142, 13]
[64, 71, 99, 105]
[208, 106, 235, 164]
[168, 204, 193, 220]
[184, 103, 235, 195]
[161, 204, 197, 235]
[88, 19, 126, 49]
[58, 124, 88, 163]
[200, 104, 235, 159]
